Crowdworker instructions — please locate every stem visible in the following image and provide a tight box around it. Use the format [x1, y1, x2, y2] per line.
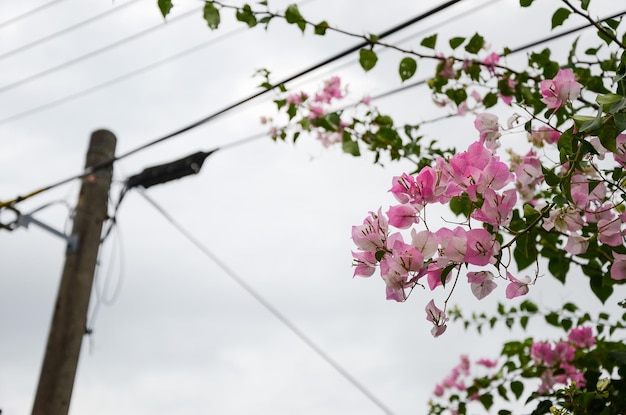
[561, 0, 626, 49]
[501, 203, 554, 250]
[209, 1, 530, 77]
[443, 266, 462, 312]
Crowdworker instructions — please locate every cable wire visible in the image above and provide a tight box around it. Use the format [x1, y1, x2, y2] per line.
[135, 187, 396, 415]
[0, 0, 142, 62]
[285, 0, 502, 91]
[0, 0, 465, 209]
[0, 0, 68, 29]
[0, 26, 244, 125]
[0, 6, 201, 95]
[5, 2, 622, 210]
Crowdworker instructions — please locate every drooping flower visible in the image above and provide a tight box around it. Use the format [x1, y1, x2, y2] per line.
[564, 234, 589, 255]
[425, 299, 449, 337]
[473, 113, 501, 149]
[467, 271, 497, 300]
[351, 251, 377, 278]
[505, 273, 531, 299]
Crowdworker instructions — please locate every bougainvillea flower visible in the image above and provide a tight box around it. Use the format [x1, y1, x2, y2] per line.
[505, 273, 531, 299]
[425, 299, 449, 337]
[539, 68, 582, 109]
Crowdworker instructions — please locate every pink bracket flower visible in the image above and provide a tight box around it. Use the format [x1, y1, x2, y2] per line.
[505, 273, 532, 299]
[539, 68, 582, 110]
[425, 299, 449, 337]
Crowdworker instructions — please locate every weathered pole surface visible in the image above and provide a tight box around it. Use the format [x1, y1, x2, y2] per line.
[32, 130, 116, 415]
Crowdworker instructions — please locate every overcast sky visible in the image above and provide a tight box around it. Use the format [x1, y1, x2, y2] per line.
[0, 0, 624, 414]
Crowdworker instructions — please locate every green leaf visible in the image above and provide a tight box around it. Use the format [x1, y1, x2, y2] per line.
[285, 4, 306, 32]
[598, 25, 616, 46]
[314, 20, 329, 35]
[498, 302, 505, 315]
[606, 18, 620, 30]
[158, 0, 173, 18]
[520, 0, 533, 6]
[562, 302, 577, 312]
[203, 3, 221, 29]
[548, 256, 569, 284]
[551, 7, 571, 29]
[581, 0, 590, 9]
[374, 250, 385, 261]
[579, 108, 603, 133]
[449, 194, 472, 217]
[561, 318, 573, 331]
[614, 112, 626, 135]
[587, 266, 613, 304]
[342, 131, 360, 156]
[545, 312, 560, 327]
[497, 384, 509, 400]
[479, 393, 494, 410]
[359, 49, 378, 71]
[596, 93, 624, 106]
[483, 92, 498, 108]
[449, 37, 465, 49]
[520, 316, 529, 329]
[236, 4, 257, 28]
[398, 57, 417, 82]
[286, 104, 297, 120]
[465, 33, 485, 54]
[523, 204, 540, 221]
[520, 300, 538, 313]
[445, 88, 467, 106]
[511, 380, 524, 400]
[599, 117, 618, 153]
[609, 98, 626, 113]
[440, 264, 456, 287]
[421, 34, 437, 49]
[541, 166, 560, 187]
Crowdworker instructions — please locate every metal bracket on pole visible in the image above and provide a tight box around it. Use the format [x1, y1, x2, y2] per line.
[12, 212, 79, 253]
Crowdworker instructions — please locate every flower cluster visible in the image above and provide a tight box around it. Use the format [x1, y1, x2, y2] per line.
[265, 76, 367, 148]
[352, 69, 626, 337]
[432, 354, 499, 399]
[352, 119, 519, 336]
[531, 326, 595, 393]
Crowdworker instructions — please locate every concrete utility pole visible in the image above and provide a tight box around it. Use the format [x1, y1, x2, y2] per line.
[32, 130, 117, 415]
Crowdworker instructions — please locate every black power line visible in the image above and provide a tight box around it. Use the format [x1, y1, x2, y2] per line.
[0, 0, 466, 208]
[7, 3, 622, 210]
